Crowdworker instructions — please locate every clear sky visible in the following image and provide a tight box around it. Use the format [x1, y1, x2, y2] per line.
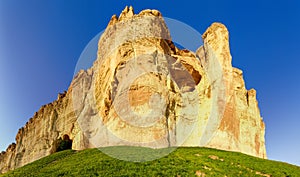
[0, 0, 299, 166]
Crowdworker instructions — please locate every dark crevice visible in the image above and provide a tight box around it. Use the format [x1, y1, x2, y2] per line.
[165, 101, 171, 147]
[56, 135, 72, 152]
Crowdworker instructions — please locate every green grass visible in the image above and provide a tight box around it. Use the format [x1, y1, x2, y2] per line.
[1, 146, 299, 177]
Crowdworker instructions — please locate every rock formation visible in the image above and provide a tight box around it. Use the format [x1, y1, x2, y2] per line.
[0, 6, 266, 174]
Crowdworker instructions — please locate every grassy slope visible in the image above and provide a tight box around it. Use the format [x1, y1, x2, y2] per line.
[1, 146, 299, 177]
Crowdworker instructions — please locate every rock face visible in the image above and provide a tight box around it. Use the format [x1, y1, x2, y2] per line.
[0, 6, 266, 174]
[198, 23, 266, 158]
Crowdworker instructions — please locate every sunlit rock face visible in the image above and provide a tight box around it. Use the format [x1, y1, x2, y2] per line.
[198, 23, 266, 158]
[0, 6, 266, 174]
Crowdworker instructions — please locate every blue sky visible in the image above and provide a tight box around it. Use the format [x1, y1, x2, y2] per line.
[0, 0, 300, 166]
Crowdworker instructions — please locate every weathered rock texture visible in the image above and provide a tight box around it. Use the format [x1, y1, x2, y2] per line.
[0, 6, 266, 174]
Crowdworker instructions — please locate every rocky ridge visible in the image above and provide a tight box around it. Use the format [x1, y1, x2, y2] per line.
[0, 6, 266, 174]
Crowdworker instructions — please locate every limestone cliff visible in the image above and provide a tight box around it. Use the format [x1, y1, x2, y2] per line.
[0, 6, 266, 174]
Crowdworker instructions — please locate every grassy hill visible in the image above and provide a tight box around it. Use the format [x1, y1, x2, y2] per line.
[1, 146, 299, 177]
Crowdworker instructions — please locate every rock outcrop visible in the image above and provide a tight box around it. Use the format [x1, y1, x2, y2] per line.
[198, 23, 266, 157]
[0, 6, 266, 174]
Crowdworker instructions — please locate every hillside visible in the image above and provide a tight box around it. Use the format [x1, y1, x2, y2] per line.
[1, 147, 299, 177]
